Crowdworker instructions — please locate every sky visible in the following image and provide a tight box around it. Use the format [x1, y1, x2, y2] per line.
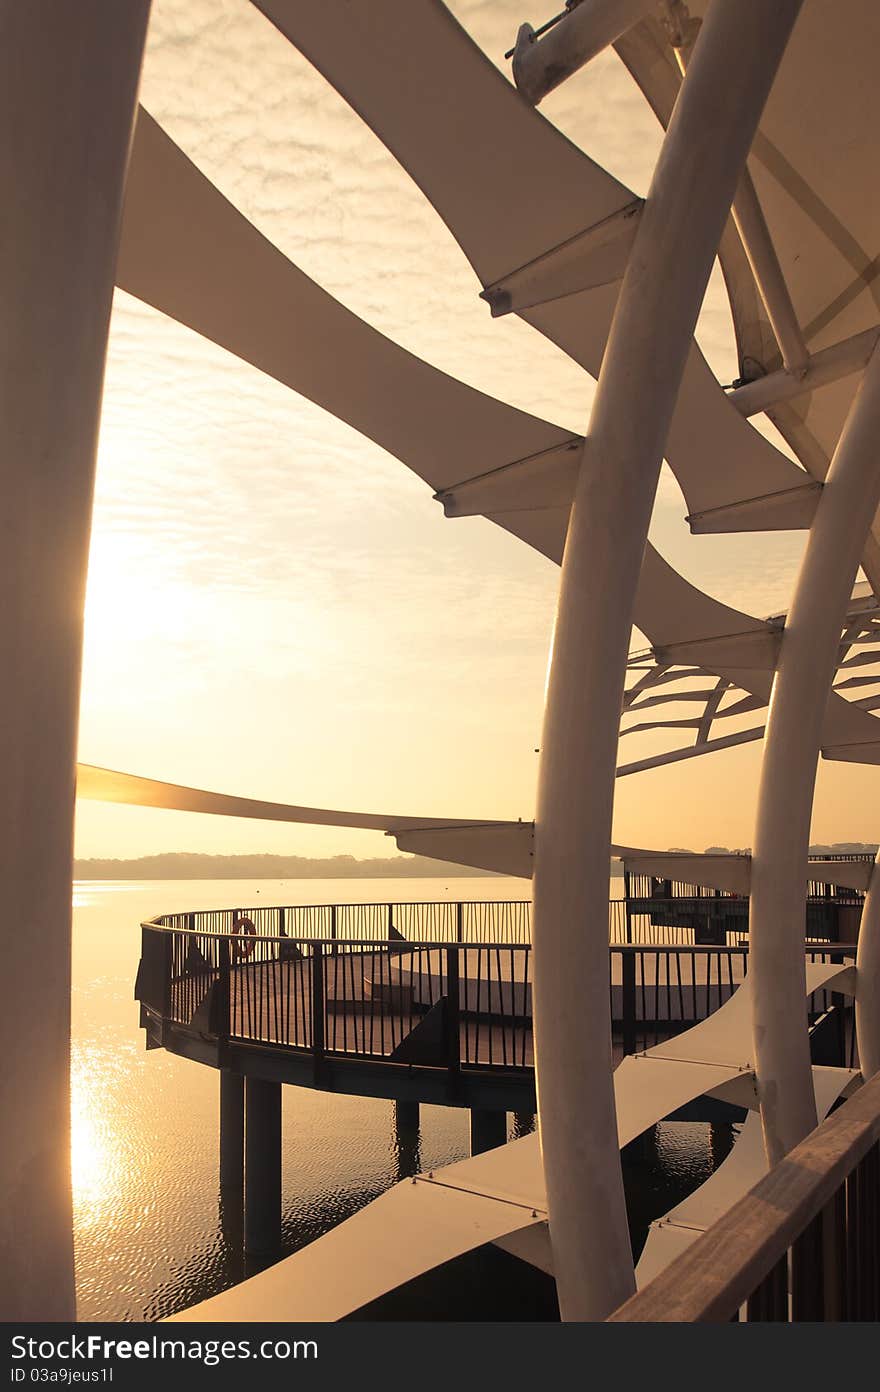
[73, 0, 880, 861]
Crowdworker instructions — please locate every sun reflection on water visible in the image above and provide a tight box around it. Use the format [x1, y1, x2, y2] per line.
[70, 1048, 131, 1231]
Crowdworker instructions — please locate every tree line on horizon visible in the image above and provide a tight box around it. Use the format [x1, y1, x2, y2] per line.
[73, 851, 502, 879]
[74, 842, 880, 881]
[673, 842, 879, 857]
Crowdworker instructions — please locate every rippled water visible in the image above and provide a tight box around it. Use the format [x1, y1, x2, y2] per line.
[72, 878, 734, 1321]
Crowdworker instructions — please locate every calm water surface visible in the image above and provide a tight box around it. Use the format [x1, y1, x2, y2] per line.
[72, 877, 733, 1321]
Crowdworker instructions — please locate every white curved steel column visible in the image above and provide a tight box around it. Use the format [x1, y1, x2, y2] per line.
[750, 343, 880, 1165]
[531, 0, 803, 1322]
[857, 852, 880, 1081]
[0, 0, 150, 1319]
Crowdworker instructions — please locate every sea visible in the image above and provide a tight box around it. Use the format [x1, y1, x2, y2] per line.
[72, 877, 735, 1321]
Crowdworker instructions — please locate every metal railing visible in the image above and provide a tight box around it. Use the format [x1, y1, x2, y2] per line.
[153, 900, 532, 944]
[137, 909, 856, 1078]
[150, 895, 862, 950]
[609, 1069, 880, 1322]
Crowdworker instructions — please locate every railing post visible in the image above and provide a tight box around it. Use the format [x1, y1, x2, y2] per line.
[214, 936, 231, 1050]
[330, 904, 338, 956]
[278, 906, 285, 936]
[446, 947, 461, 1076]
[311, 944, 325, 1070]
[622, 950, 637, 1057]
[623, 869, 633, 945]
[456, 901, 464, 943]
[162, 931, 173, 1020]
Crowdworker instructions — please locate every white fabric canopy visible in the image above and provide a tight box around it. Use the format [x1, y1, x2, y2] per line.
[635, 1065, 859, 1288]
[116, 114, 880, 771]
[250, 0, 819, 530]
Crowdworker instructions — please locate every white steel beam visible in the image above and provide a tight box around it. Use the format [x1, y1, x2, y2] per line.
[512, 0, 658, 106]
[531, 0, 803, 1322]
[686, 481, 822, 534]
[616, 726, 765, 776]
[729, 325, 880, 417]
[749, 343, 880, 1165]
[674, 31, 809, 379]
[435, 438, 582, 517]
[730, 170, 809, 373]
[653, 625, 781, 672]
[0, 0, 151, 1320]
[479, 200, 642, 318]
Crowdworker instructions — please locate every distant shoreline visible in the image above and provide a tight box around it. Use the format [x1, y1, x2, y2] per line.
[72, 852, 509, 880]
[73, 843, 877, 880]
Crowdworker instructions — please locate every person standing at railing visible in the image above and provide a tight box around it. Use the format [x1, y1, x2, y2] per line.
[277, 924, 302, 963]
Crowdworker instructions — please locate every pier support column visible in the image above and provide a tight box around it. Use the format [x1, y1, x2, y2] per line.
[395, 1099, 420, 1132]
[219, 1072, 244, 1261]
[513, 1111, 537, 1139]
[0, 0, 151, 1321]
[220, 1071, 245, 1196]
[245, 1078, 282, 1256]
[393, 1099, 421, 1179]
[531, 0, 803, 1320]
[750, 343, 880, 1164]
[470, 1108, 507, 1156]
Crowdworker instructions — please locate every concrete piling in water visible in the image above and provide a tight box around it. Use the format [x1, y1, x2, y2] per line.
[244, 1078, 282, 1256]
[394, 1098, 421, 1179]
[470, 1108, 507, 1156]
[220, 1070, 244, 1197]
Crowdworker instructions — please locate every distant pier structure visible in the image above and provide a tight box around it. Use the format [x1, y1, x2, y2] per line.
[136, 878, 862, 1256]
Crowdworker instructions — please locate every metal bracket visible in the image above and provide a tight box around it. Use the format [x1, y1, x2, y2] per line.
[687, 480, 823, 535]
[479, 200, 642, 318]
[434, 437, 583, 517]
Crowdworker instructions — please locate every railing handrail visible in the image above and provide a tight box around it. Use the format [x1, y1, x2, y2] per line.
[142, 926, 534, 951]
[147, 898, 535, 918]
[139, 917, 858, 958]
[608, 1069, 880, 1322]
[143, 891, 864, 926]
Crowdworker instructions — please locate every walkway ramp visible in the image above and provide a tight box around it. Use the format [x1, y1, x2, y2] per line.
[172, 959, 854, 1321]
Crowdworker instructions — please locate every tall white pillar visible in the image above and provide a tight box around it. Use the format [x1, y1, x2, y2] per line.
[531, 0, 803, 1321]
[750, 344, 880, 1164]
[0, 1, 150, 1319]
[856, 852, 880, 1082]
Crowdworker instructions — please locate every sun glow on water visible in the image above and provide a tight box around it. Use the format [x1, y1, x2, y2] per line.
[70, 1048, 133, 1231]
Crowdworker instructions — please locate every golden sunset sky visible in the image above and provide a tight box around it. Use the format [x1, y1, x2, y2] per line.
[74, 0, 880, 860]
